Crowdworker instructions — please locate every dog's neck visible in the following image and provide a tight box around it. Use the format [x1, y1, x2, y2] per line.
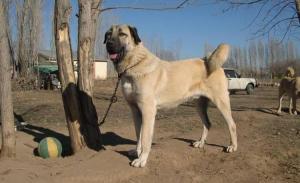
[116, 44, 160, 77]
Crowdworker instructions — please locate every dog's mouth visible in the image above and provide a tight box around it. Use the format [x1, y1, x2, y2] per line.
[108, 48, 124, 63]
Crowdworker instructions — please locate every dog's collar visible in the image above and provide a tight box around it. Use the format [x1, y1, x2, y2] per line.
[116, 44, 159, 78]
[116, 59, 143, 77]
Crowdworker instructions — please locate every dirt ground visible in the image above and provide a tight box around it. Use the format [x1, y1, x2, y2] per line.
[0, 79, 299, 183]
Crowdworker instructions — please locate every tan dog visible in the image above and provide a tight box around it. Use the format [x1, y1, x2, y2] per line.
[277, 67, 300, 115]
[104, 25, 237, 167]
[285, 67, 295, 78]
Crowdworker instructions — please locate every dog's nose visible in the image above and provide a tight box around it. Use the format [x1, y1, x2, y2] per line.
[106, 40, 116, 50]
[106, 41, 117, 53]
[106, 41, 114, 49]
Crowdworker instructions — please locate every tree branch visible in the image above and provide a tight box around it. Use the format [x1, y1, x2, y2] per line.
[259, 2, 294, 32]
[280, 15, 294, 43]
[295, 0, 300, 24]
[254, 14, 297, 38]
[220, 0, 299, 40]
[241, 2, 266, 30]
[220, 0, 266, 5]
[100, 0, 191, 13]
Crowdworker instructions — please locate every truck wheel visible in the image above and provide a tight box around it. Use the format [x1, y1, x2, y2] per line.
[246, 84, 254, 95]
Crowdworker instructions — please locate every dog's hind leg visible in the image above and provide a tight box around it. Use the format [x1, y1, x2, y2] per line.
[193, 97, 211, 149]
[211, 93, 237, 153]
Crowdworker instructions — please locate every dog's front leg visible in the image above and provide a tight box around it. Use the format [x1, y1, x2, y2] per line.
[131, 100, 156, 168]
[277, 91, 284, 114]
[289, 97, 293, 115]
[128, 104, 142, 157]
[292, 95, 298, 115]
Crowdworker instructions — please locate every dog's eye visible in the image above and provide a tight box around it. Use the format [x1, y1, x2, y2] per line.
[119, 32, 127, 37]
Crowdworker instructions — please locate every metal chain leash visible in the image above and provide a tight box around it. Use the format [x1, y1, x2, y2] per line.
[98, 73, 123, 126]
[98, 60, 142, 127]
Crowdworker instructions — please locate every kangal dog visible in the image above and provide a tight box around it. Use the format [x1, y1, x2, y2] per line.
[104, 24, 237, 167]
[277, 67, 300, 115]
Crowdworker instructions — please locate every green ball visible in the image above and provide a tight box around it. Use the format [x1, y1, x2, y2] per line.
[38, 137, 62, 158]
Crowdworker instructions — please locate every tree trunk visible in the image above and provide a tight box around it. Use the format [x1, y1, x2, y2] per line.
[29, 0, 42, 76]
[89, 0, 103, 90]
[0, 1, 16, 158]
[54, 0, 86, 153]
[17, 0, 28, 77]
[77, 0, 102, 150]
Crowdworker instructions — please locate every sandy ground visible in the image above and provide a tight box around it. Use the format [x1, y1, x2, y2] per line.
[0, 80, 299, 183]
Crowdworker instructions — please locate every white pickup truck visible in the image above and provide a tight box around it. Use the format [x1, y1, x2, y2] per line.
[224, 68, 257, 95]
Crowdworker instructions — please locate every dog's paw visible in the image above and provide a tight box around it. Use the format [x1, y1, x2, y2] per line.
[293, 111, 298, 115]
[131, 157, 147, 168]
[225, 145, 237, 153]
[192, 140, 205, 148]
[128, 149, 141, 158]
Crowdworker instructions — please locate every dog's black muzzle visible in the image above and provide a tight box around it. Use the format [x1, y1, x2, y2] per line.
[106, 41, 124, 63]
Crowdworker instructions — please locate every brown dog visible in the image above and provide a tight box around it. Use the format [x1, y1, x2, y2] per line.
[277, 67, 300, 115]
[104, 25, 237, 167]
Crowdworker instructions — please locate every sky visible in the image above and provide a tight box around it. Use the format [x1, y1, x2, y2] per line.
[41, 0, 300, 59]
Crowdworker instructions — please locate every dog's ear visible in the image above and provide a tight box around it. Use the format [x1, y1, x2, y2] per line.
[103, 31, 109, 44]
[128, 26, 141, 44]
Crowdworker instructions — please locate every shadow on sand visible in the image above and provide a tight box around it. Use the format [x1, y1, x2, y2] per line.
[231, 106, 279, 115]
[173, 137, 227, 152]
[15, 112, 137, 157]
[231, 106, 299, 116]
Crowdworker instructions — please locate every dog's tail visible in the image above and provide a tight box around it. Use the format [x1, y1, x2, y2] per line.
[205, 43, 230, 75]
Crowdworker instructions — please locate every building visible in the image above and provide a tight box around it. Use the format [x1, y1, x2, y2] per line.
[37, 50, 108, 80]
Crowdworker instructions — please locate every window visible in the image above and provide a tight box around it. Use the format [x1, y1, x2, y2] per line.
[224, 69, 237, 78]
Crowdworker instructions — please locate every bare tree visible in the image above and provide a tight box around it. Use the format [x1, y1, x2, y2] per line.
[295, 0, 300, 23]
[77, 0, 103, 150]
[286, 40, 296, 60]
[171, 39, 182, 60]
[54, 0, 86, 153]
[248, 41, 257, 76]
[16, 0, 28, 77]
[242, 47, 249, 75]
[257, 40, 265, 76]
[0, 0, 16, 158]
[231, 46, 242, 70]
[16, 0, 43, 78]
[28, 0, 42, 74]
[4, 0, 18, 79]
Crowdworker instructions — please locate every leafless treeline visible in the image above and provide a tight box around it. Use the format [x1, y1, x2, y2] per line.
[4, 0, 43, 78]
[205, 39, 300, 79]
